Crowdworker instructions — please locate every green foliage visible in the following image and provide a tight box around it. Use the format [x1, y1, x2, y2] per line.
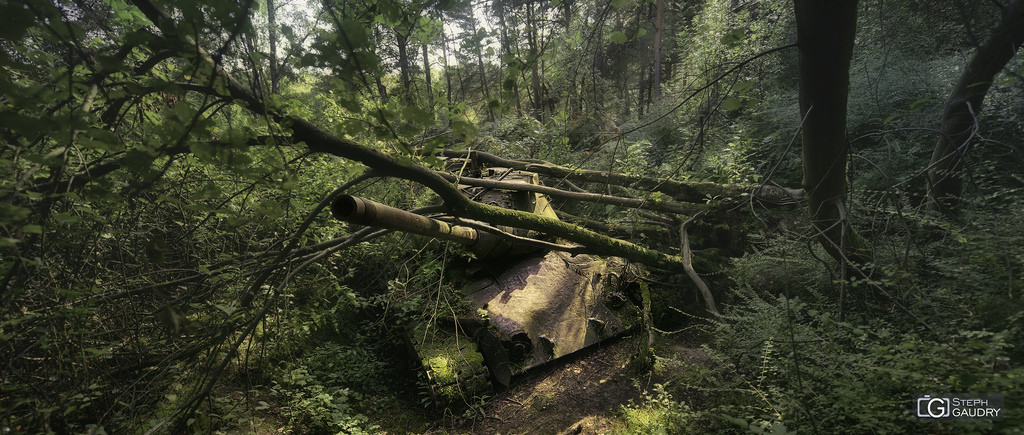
[673, 205, 1024, 433]
[618, 384, 698, 434]
[469, 116, 573, 163]
[3, 0, 1024, 431]
[699, 291, 1024, 432]
[272, 343, 383, 434]
[729, 234, 832, 300]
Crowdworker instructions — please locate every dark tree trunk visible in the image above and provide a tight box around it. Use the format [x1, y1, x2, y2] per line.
[527, 1, 543, 121]
[637, 69, 647, 116]
[794, 0, 864, 262]
[396, 31, 413, 103]
[441, 29, 453, 105]
[266, 0, 279, 93]
[652, 0, 663, 101]
[927, 0, 1024, 215]
[469, 18, 494, 120]
[562, 0, 572, 30]
[499, 8, 523, 115]
[422, 43, 434, 114]
[477, 50, 494, 121]
[665, 52, 674, 82]
[370, 26, 390, 102]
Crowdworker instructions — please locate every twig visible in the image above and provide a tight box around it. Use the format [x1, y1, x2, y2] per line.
[680, 213, 721, 318]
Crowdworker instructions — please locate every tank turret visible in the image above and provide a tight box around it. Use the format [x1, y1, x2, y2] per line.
[331, 168, 642, 405]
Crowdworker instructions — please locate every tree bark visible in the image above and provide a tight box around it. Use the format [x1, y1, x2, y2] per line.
[470, 18, 494, 120]
[422, 42, 434, 114]
[497, 6, 523, 115]
[373, 27, 391, 102]
[927, 0, 1024, 215]
[441, 172, 703, 215]
[266, 0, 279, 93]
[441, 28, 453, 105]
[129, 0, 685, 270]
[396, 30, 413, 103]
[527, 1, 544, 121]
[442, 149, 803, 205]
[652, 0, 664, 101]
[794, 0, 864, 262]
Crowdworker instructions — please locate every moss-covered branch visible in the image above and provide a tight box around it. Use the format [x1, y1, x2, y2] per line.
[442, 149, 803, 205]
[441, 173, 704, 215]
[453, 200, 684, 269]
[129, 0, 685, 271]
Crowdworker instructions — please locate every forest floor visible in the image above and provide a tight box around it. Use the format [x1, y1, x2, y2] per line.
[423, 328, 712, 434]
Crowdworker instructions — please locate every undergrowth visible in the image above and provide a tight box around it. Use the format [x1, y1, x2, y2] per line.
[640, 202, 1024, 433]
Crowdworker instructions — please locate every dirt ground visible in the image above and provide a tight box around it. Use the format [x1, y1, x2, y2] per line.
[450, 336, 643, 434]
[430, 327, 714, 435]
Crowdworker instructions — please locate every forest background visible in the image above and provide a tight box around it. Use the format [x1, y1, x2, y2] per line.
[1, 0, 1023, 432]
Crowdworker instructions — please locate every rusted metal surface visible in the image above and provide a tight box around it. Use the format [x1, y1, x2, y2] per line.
[330, 169, 643, 404]
[463, 251, 639, 374]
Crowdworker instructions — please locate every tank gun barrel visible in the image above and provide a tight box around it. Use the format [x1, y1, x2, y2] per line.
[331, 195, 481, 246]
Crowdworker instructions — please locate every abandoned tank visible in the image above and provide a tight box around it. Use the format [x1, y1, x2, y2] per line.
[330, 167, 643, 405]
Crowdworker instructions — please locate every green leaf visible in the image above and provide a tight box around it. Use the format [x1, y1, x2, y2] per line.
[402, 105, 433, 126]
[21, 224, 42, 234]
[173, 101, 195, 122]
[909, 96, 932, 111]
[611, 0, 630, 9]
[211, 76, 230, 96]
[190, 141, 216, 162]
[0, 2, 35, 40]
[81, 129, 121, 153]
[338, 20, 369, 50]
[83, 347, 105, 358]
[97, 55, 125, 73]
[503, 77, 517, 92]
[721, 27, 746, 48]
[722, 97, 743, 111]
[609, 31, 628, 44]
[340, 119, 364, 137]
[733, 80, 755, 94]
[53, 212, 81, 225]
[0, 204, 32, 222]
[255, 200, 284, 218]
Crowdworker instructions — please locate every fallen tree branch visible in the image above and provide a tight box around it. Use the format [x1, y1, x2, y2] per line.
[441, 217, 587, 254]
[443, 149, 804, 205]
[681, 213, 721, 318]
[129, 0, 686, 271]
[441, 172, 704, 215]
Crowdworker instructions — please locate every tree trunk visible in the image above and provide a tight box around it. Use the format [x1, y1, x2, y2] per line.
[422, 42, 434, 114]
[562, 0, 572, 30]
[652, 0, 663, 101]
[637, 69, 647, 116]
[477, 50, 494, 121]
[470, 19, 494, 120]
[373, 27, 390, 102]
[499, 8, 523, 115]
[396, 31, 413, 103]
[266, 0, 279, 94]
[441, 29, 453, 105]
[527, 1, 543, 121]
[927, 0, 1024, 215]
[794, 0, 864, 262]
